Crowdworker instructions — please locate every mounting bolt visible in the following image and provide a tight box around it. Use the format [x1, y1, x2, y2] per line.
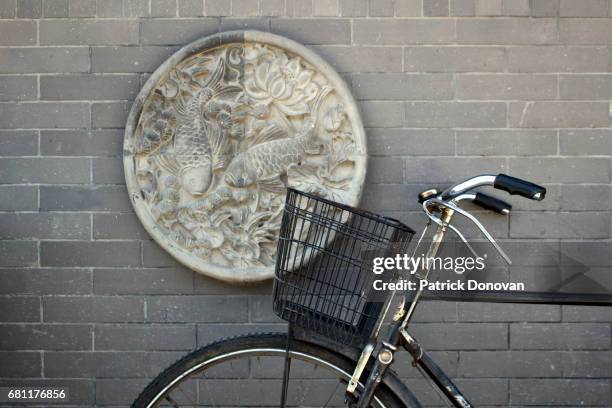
[378, 349, 393, 365]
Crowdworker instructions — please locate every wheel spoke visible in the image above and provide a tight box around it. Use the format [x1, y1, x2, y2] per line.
[323, 379, 343, 407]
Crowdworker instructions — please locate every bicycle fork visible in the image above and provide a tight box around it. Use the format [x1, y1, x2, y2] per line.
[349, 206, 473, 408]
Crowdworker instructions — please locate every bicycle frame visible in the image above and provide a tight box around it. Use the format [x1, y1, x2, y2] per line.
[353, 206, 474, 408]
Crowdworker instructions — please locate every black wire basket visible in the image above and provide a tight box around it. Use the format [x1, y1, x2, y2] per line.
[273, 188, 414, 347]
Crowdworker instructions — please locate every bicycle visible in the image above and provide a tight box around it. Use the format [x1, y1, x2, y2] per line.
[132, 173, 548, 408]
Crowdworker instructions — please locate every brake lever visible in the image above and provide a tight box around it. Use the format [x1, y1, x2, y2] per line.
[423, 206, 480, 262]
[423, 198, 512, 265]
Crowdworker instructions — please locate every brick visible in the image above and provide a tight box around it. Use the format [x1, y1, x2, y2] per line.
[40, 20, 139, 45]
[511, 157, 609, 184]
[178, 0, 203, 16]
[510, 323, 610, 349]
[44, 0, 69, 17]
[475, 0, 502, 15]
[410, 323, 508, 350]
[560, 18, 612, 43]
[92, 46, 178, 73]
[205, 0, 231, 15]
[451, 0, 475, 15]
[96, 0, 122, 16]
[354, 19, 454, 45]
[404, 46, 506, 72]
[456, 74, 557, 100]
[125, 0, 149, 16]
[41, 130, 123, 156]
[511, 211, 609, 239]
[560, 0, 608, 16]
[69, 0, 96, 16]
[502, 0, 529, 15]
[43, 296, 144, 322]
[41, 241, 141, 267]
[459, 350, 562, 377]
[250, 295, 283, 322]
[560, 184, 612, 210]
[0, 186, 38, 211]
[0, 268, 91, 295]
[44, 350, 181, 378]
[147, 296, 248, 322]
[0, 241, 37, 267]
[92, 157, 124, 184]
[511, 379, 610, 405]
[93, 213, 148, 239]
[312, 46, 403, 72]
[562, 351, 612, 377]
[233, 0, 258, 16]
[0, 352, 41, 377]
[92, 101, 130, 128]
[395, 0, 421, 15]
[0, 75, 37, 101]
[94, 267, 194, 295]
[560, 129, 612, 155]
[38, 184, 128, 211]
[0, 21, 36, 45]
[423, 0, 449, 16]
[0, 47, 90, 74]
[459, 302, 560, 322]
[17, 0, 42, 17]
[360, 101, 404, 127]
[457, 18, 557, 44]
[0, 0, 16, 18]
[508, 45, 609, 72]
[563, 305, 612, 321]
[367, 129, 454, 156]
[219, 18, 270, 31]
[0, 324, 91, 350]
[0, 158, 89, 184]
[404, 102, 506, 128]
[271, 19, 350, 45]
[140, 18, 219, 45]
[41, 74, 140, 101]
[195, 274, 271, 295]
[260, 0, 284, 15]
[0, 213, 90, 240]
[560, 74, 612, 99]
[352, 73, 453, 100]
[455, 129, 557, 156]
[509, 101, 610, 128]
[369, 0, 393, 16]
[95, 324, 195, 350]
[151, 0, 176, 16]
[0, 130, 38, 155]
[340, 0, 367, 16]
[0, 296, 40, 322]
[531, 0, 559, 16]
[366, 157, 403, 183]
[361, 184, 421, 211]
[558, 240, 612, 266]
[404, 157, 506, 183]
[0, 102, 90, 129]
[411, 300, 458, 322]
[142, 240, 182, 267]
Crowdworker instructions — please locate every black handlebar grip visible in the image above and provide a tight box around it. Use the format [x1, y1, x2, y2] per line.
[473, 193, 512, 214]
[494, 174, 546, 201]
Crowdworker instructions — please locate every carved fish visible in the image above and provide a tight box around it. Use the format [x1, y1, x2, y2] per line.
[162, 58, 240, 196]
[224, 120, 316, 192]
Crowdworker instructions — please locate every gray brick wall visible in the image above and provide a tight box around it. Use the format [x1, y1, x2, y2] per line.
[0, 0, 611, 406]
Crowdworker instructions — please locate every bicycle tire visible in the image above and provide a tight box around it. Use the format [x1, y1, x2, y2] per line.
[132, 332, 408, 408]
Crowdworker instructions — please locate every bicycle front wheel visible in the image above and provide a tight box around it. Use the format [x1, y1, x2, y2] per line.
[132, 332, 404, 407]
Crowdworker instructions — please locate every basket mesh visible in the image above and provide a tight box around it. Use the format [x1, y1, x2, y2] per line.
[273, 188, 414, 347]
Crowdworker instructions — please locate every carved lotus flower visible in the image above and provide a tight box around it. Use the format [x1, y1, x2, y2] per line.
[245, 55, 318, 116]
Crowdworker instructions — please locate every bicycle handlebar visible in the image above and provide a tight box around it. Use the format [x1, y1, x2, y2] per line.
[440, 173, 546, 202]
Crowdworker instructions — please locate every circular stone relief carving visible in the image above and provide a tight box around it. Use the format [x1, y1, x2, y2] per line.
[124, 31, 367, 282]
